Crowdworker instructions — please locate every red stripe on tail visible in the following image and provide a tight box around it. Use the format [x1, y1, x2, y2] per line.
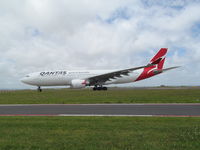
[136, 48, 167, 81]
[150, 48, 167, 66]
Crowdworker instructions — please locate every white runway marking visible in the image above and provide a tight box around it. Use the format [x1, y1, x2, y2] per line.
[58, 114, 154, 117]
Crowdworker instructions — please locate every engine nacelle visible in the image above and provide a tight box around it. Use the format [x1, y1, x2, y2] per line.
[70, 79, 87, 89]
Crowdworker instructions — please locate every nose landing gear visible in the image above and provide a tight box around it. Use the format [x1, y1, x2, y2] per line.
[37, 86, 42, 92]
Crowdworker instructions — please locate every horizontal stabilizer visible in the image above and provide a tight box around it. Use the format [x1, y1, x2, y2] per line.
[162, 66, 181, 72]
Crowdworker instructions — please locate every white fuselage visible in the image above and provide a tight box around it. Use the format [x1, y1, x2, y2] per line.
[21, 69, 143, 87]
[21, 48, 173, 89]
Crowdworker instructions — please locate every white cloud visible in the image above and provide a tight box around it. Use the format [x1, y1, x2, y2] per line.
[0, 0, 200, 89]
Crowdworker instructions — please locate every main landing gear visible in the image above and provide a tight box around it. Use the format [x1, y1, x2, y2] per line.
[37, 86, 42, 92]
[93, 85, 108, 91]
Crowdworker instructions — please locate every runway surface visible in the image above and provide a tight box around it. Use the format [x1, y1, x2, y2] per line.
[0, 104, 200, 117]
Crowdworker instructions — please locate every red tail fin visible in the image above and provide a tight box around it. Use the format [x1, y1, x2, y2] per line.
[136, 48, 168, 81]
[149, 48, 167, 69]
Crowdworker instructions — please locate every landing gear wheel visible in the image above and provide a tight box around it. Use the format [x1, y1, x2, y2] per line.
[93, 87, 97, 91]
[37, 86, 42, 92]
[93, 86, 107, 91]
[97, 87, 102, 90]
[102, 87, 107, 90]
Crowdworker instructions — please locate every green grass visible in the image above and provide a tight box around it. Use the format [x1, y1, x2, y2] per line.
[0, 88, 200, 104]
[0, 117, 199, 150]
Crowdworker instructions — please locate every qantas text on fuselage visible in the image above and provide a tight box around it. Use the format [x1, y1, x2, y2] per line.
[21, 48, 179, 91]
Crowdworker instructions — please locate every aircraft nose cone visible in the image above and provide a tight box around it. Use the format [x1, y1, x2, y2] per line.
[20, 77, 29, 84]
[20, 77, 26, 83]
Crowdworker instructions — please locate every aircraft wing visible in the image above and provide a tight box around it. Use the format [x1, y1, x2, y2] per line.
[86, 65, 149, 86]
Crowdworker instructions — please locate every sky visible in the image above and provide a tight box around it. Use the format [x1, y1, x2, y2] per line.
[0, 0, 200, 89]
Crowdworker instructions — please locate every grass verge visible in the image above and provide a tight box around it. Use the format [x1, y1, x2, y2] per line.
[0, 117, 199, 150]
[0, 88, 200, 104]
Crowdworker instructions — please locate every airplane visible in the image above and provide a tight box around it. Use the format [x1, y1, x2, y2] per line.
[21, 48, 179, 92]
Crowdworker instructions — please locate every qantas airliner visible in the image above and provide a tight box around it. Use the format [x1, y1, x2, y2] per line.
[21, 48, 179, 92]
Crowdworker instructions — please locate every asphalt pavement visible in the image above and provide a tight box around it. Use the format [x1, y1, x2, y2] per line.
[0, 104, 199, 116]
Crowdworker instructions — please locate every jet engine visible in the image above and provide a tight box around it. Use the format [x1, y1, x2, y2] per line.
[70, 79, 87, 89]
